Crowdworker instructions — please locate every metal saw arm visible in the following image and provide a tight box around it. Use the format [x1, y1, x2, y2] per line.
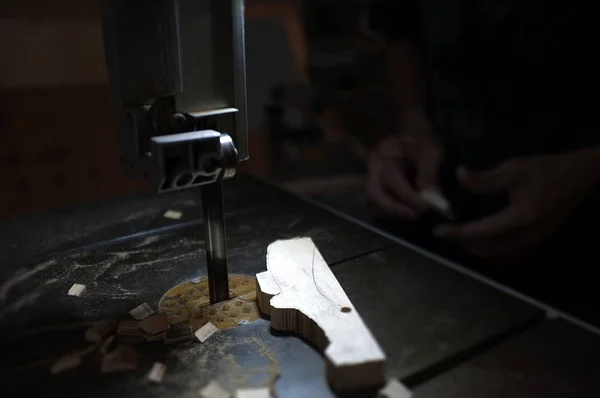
[101, 0, 249, 303]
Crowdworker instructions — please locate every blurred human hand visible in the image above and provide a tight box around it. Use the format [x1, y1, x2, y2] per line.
[434, 148, 600, 261]
[366, 118, 444, 220]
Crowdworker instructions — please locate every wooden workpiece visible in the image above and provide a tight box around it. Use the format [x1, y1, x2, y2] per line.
[256, 238, 386, 392]
[129, 302, 155, 320]
[194, 321, 219, 343]
[138, 313, 170, 335]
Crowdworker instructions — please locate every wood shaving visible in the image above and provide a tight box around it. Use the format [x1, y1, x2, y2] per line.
[85, 320, 117, 342]
[194, 322, 219, 343]
[67, 284, 86, 297]
[200, 380, 230, 398]
[129, 302, 155, 320]
[235, 388, 270, 398]
[163, 210, 183, 220]
[379, 379, 412, 398]
[146, 362, 166, 383]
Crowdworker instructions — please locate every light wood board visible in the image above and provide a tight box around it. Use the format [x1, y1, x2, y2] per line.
[256, 237, 386, 392]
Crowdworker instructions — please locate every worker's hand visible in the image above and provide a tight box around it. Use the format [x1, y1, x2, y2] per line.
[366, 118, 444, 220]
[434, 150, 600, 261]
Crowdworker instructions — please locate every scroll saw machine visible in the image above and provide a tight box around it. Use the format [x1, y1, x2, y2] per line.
[101, 0, 248, 304]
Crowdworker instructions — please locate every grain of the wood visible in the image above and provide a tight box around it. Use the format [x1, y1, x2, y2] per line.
[234, 387, 270, 398]
[194, 321, 219, 343]
[146, 362, 166, 383]
[85, 320, 117, 342]
[255, 271, 280, 317]
[379, 379, 413, 398]
[67, 283, 86, 297]
[129, 302, 155, 320]
[199, 380, 231, 398]
[138, 313, 169, 335]
[163, 209, 183, 220]
[256, 237, 386, 392]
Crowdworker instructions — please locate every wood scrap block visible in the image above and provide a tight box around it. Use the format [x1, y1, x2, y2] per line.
[67, 283, 86, 297]
[163, 209, 183, 220]
[235, 387, 270, 398]
[100, 346, 139, 373]
[420, 189, 454, 219]
[129, 302, 155, 320]
[138, 313, 170, 335]
[117, 319, 145, 344]
[85, 320, 117, 342]
[164, 326, 194, 344]
[378, 379, 412, 398]
[117, 319, 139, 333]
[256, 238, 386, 392]
[194, 321, 219, 343]
[199, 380, 230, 398]
[146, 362, 166, 383]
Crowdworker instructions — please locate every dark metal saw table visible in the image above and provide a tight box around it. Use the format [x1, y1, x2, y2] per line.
[1, 174, 599, 397]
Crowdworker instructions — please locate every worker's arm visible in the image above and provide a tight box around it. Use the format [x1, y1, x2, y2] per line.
[434, 144, 600, 262]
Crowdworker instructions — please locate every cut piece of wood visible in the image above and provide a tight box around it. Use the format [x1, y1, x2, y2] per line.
[199, 380, 230, 398]
[146, 362, 166, 383]
[234, 387, 270, 398]
[378, 379, 413, 398]
[100, 346, 139, 373]
[256, 238, 386, 392]
[163, 209, 183, 220]
[117, 319, 145, 344]
[67, 283, 86, 297]
[420, 189, 454, 219]
[129, 302, 155, 320]
[85, 320, 117, 342]
[194, 322, 219, 343]
[138, 313, 169, 335]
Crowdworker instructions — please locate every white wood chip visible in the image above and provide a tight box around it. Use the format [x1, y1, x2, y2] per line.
[163, 209, 183, 220]
[146, 362, 166, 383]
[67, 284, 86, 297]
[379, 379, 413, 398]
[195, 322, 219, 343]
[199, 380, 230, 398]
[420, 189, 452, 218]
[235, 388, 270, 398]
[129, 302, 155, 320]
[50, 355, 82, 374]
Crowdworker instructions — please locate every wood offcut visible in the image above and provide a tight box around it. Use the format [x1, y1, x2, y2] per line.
[194, 321, 219, 343]
[256, 238, 386, 392]
[67, 283, 86, 297]
[379, 379, 413, 398]
[200, 380, 230, 398]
